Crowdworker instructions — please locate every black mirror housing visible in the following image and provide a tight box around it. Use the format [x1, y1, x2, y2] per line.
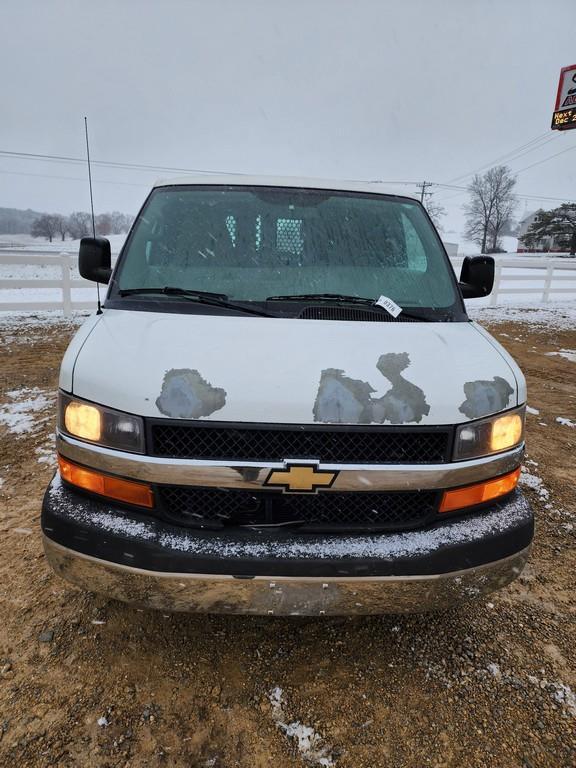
[458, 255, 495, 299]
[79, 237, 112, 284]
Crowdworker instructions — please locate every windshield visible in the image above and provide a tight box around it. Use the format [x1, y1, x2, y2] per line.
[112, 185, 460, 313]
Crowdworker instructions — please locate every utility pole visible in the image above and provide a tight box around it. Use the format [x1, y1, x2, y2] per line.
[417, 180, 434, 203]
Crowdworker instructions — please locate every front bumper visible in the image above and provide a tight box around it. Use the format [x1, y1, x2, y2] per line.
[42, 475, 533, 615]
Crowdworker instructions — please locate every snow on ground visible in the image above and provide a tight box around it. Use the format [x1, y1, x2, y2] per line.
[469, 302, 576, 330]
[0, 233, 126, 254]
[0, 388, 55, 436]
[556, 416, 575, 428]
[545, 349, 576, 363]
[269, 687, 335, 767]
[520, 462, 550, 501]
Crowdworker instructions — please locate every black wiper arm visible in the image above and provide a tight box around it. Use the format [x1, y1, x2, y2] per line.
[266, 293, 432, 321]
[118, 287, 273, 318]
[119, 287, 228, 300]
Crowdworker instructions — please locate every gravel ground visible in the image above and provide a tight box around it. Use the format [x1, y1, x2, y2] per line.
[0, 309, 574, 768]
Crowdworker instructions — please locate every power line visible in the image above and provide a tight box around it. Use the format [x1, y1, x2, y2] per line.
[513, 142, 576, 175]
[0, 168, 149, 187]
[2, 143, 575, 209]
[435, 136, 576, 204]
[443, 131, 555, 185]
[0, 149, 246, 177]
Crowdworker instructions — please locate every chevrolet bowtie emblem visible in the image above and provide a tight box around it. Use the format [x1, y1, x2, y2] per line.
[264, 462, 338, 493]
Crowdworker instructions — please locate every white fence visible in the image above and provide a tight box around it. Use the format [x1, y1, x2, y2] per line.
[0, 252, 96, 314]
[0, 250, 575, 316]
[450, 256, 576, 306]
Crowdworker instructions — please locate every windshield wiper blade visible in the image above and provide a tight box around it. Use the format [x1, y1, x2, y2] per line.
[118, 287, 273, 317]
[265, 293, 432, 321]
[119, 287, 228, 299]
[267, 292, 373, 304]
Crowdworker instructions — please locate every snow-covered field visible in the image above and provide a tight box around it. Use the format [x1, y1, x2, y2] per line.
[0, 233, 127, 253]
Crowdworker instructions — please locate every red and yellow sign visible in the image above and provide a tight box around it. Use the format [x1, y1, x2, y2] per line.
[552, 64, 576, 131]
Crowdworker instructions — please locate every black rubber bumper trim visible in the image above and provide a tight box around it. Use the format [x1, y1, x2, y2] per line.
[41, 477, 534, 579]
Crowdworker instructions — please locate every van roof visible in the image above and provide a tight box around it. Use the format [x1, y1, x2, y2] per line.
[152, 174, 419, 201]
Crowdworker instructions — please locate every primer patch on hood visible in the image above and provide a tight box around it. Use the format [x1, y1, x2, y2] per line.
[312, 368, 375, 424]
[459, 376, 514, 419]
[313, 352, 430, 424]
[156, 369, 226, 419]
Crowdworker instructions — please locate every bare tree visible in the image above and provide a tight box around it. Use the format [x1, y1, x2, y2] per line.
[487, 169, 517, 251]
[54, 215, 68, 241]
[424, 198, 447, 231]
[463, 166, 517, 253]
[67, 211, 93, 240]
[109, 211, 134, 234]
[96, 213, 112, 236]
[523, 203, 576, 255]
[31, 214, 59, 242]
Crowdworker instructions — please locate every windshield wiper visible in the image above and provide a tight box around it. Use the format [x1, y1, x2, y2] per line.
[265, 293, 432, 321]
[118, 287, 274, 318]
[267, 292, 373, 303]
[120, 286, 228, 299]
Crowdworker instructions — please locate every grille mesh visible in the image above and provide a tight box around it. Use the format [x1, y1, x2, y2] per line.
[157, 486, 439, 532]
[150, 424, 450, 464]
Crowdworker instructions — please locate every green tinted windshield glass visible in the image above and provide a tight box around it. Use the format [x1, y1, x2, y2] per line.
[115, 186, 457, 309]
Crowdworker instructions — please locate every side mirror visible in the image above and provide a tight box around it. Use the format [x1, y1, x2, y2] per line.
[458, 255, 494, 298]
[79, 237, 112, 284]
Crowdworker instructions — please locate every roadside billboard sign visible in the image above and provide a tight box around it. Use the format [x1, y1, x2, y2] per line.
[552, 64, 576, 130]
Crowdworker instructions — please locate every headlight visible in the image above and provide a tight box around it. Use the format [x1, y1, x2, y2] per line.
[59, 392, 145, 453]
[453, 406, 525, 461]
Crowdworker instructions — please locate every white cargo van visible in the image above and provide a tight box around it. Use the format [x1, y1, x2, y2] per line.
[42, 177, 532, 615]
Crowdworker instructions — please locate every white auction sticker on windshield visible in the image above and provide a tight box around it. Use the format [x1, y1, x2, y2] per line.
[375, 295, 402, 317]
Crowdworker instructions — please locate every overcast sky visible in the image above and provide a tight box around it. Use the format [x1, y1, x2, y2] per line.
[1, 0, 575, 244]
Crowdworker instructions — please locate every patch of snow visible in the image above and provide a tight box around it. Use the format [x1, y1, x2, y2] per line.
[556, 416, 575, 428]
[0, 387, 54, 436]
[469, 303, 576, 331]
[526, 406, 540, 416]
[545, 349, 576, 363]
[36, 433, 56, 465]
[487, 663, 501, 679]
[269, 687, 335, 766]
[520, 468, 550, 501]
[527, 677, 576, 717]
[97, 716, 109, 727]
[552, 683, 576, 716]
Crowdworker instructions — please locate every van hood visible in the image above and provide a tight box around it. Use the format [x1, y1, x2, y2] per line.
[64, 309, 523, 426]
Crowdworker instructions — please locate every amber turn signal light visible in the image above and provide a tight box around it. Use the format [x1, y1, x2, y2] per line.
[58, 456, 154, 508]
[439, 467, 521, 514]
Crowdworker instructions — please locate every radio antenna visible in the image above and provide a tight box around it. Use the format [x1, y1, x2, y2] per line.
[84, 116, 102, 314]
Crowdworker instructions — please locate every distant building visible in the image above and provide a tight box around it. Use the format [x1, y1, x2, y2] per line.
[517, 209, 564, 253]
[442, 241, 458, 258]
